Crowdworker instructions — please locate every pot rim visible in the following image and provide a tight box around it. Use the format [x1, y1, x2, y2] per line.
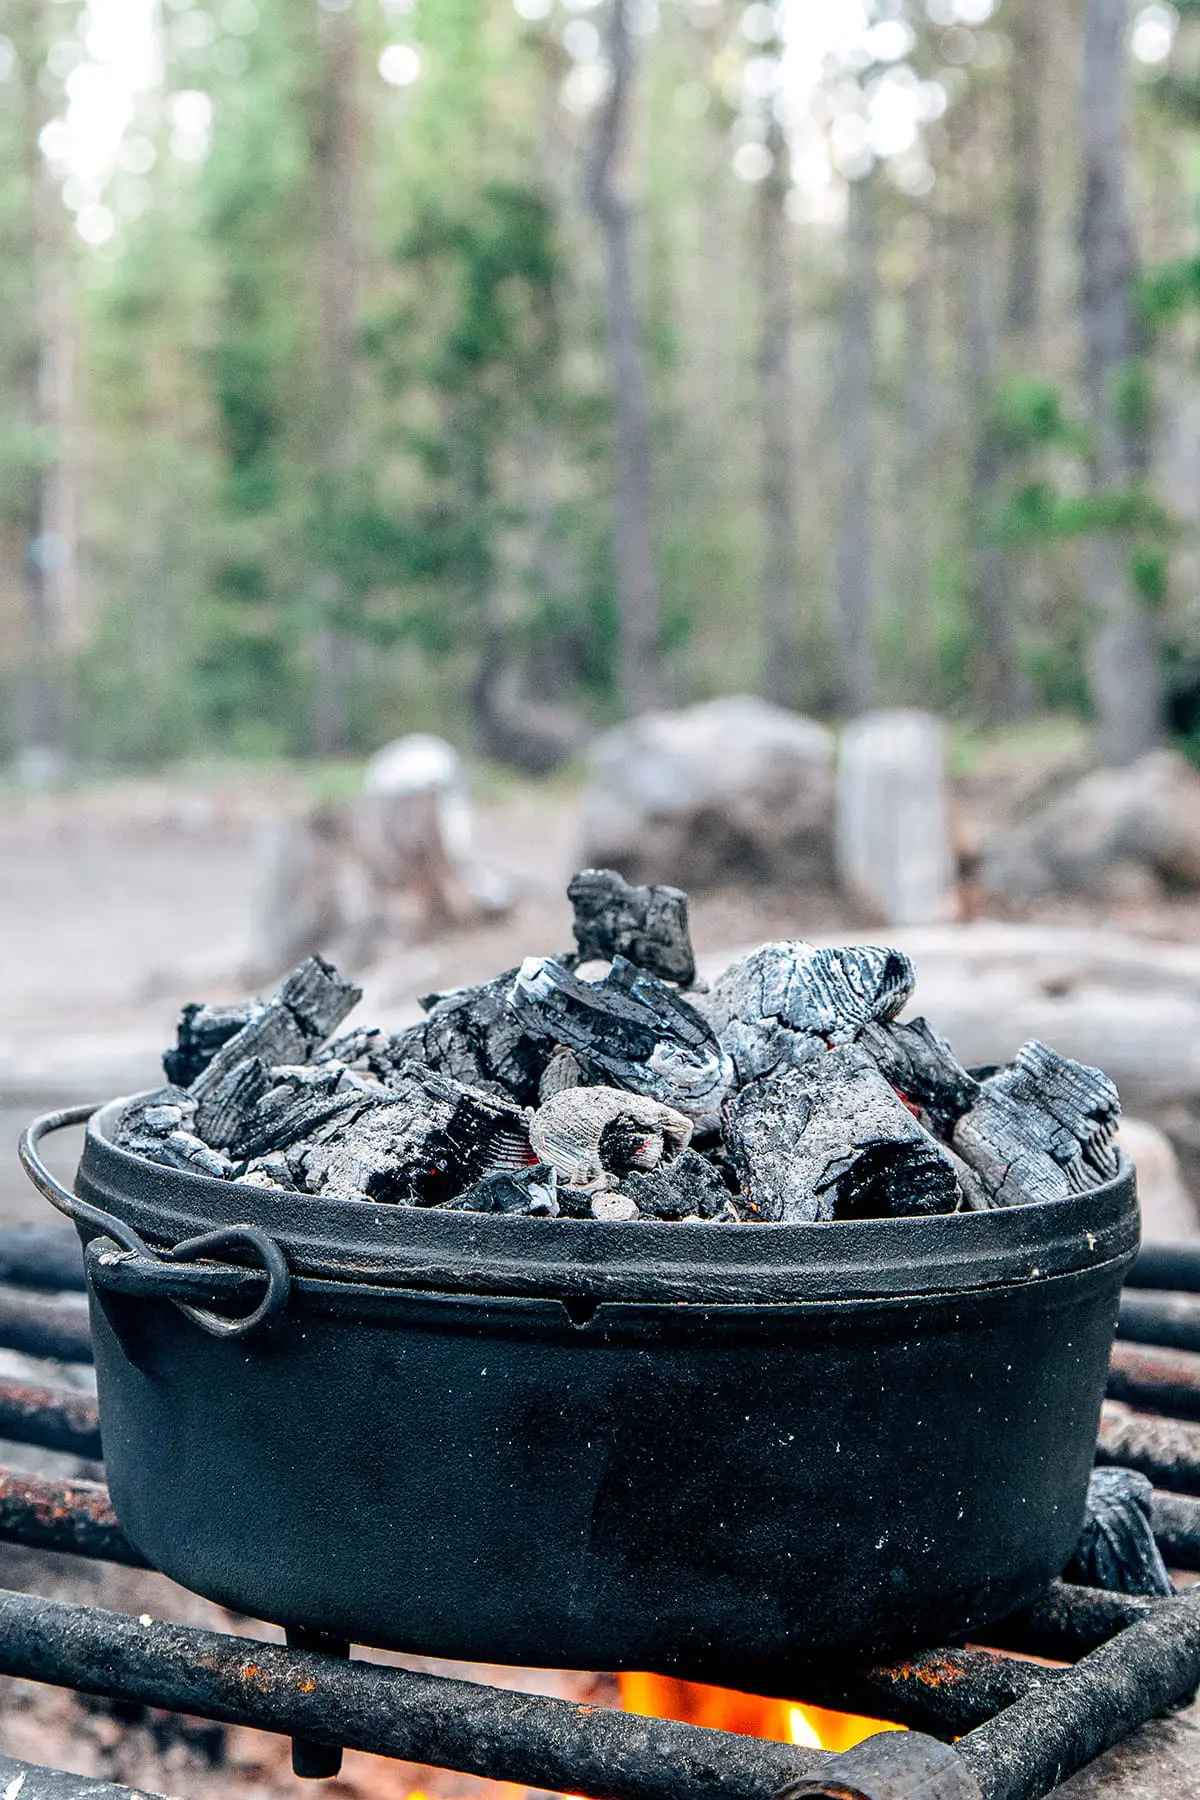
[70, 1095, 1140, 1306]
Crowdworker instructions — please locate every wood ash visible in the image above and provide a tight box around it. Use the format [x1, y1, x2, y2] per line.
[113, 868, 1123, 1225]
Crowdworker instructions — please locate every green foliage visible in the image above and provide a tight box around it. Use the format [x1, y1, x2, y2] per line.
[984, 376, 1084, 456]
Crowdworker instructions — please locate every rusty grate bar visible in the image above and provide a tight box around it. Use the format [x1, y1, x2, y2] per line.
[0, 1376, 101, 1460]
[1108, 1338, 1200, 1420]
[1096, 1398, 1200, 1494]
[0, 1287, 93, 1364]
[0, 1586, 829, 1800]
[0, 1470, 147, 1567]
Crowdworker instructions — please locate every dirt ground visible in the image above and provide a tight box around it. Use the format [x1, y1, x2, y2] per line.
[2, 763, 1200, 1797]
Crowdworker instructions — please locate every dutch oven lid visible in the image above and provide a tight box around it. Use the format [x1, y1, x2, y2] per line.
[75, 1097, 1140, 1306]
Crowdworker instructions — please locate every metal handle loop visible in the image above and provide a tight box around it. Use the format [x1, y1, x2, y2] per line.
[21, 1107, 291, 1340]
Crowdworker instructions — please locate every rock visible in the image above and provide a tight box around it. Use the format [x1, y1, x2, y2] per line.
[836, 709, 958, 926]
[581, 697, 836, 890]
[1117, 1118, 1200, 1243]
[981, 749, 1200, 903]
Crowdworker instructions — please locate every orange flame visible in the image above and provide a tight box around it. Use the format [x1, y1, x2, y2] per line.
[617, 1672, 906, 1755]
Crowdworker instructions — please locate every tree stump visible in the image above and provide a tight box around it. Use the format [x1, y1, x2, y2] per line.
[836, 709, 958, 926]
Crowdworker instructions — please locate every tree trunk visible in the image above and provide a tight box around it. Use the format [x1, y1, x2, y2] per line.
[12, 0, 72, 770]
[756, 110, 801, 710]
[832, 169, 878, 717]
[585, 0, 663, 717]
[1080, 0, 1163, 764]
[310, 0, 362, 756]
[962, 219, 1029, 719]
[1007, 0, 1045, 343]
[899, 275, 935, 689]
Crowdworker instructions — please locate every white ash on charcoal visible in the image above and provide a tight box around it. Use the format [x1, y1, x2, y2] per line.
[1064, 1468, 1175, 1598]
[529, 1087, 693, 1192]
[725, 1047, 964, 1222]
[288, 1071, 533, 1207]
[566, 868, 697, 987]
[114, 1089, 234, 1180]
[698, 941, 916, 1091]
[952, 1041, 1121, 1208]
[511, 955, 731, 1126]
[417, 970, 549, 1104]
[111, 869, 1125, 1228]
[704, 941, 914, 1043]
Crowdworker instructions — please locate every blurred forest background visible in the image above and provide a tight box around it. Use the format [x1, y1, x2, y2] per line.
[2, 0, 1200, 775]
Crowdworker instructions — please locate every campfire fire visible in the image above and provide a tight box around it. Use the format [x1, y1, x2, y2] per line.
[615, 1671, 906, 1755]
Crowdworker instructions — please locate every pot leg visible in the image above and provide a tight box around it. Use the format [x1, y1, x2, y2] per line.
[285, 1627, 351, 1778]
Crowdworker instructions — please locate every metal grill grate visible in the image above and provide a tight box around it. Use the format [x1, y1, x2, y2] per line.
[0, 1229, 1198, 1800]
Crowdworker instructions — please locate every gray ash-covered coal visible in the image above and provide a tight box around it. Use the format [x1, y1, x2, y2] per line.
[1065, 1468, 1174, 1598]
[112, 872, 1124, 1225]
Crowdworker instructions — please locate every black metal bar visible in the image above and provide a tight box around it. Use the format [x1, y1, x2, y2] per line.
[955, 1589, 1200, 1800]
[0, 1226, 86, 1294]
[0, 1587, 828, 1800]
[978, 1582, 1156, 1661]
[0, 1378, 101, 1459]
[0, 1751, 162, 1798]
[1119, 1286, 1200, 1354]
[286, 1625, 349, 1779]
[1151, 1488, 1200, 1570]
[0, 1287, 93, 1363]
[1096, 1399, 1200, 1494]
[1126, 1243, 1200, 1293]
[776, 1649, 1053, 1742]
[1107, 1339, 1200, 1420]
[0, 1470, 148, 1567]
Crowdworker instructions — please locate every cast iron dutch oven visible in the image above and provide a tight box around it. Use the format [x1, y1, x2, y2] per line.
[21, 1100, 1137, 1689]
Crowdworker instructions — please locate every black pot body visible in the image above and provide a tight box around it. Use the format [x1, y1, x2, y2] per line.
[74, 1102, 1138, 1682]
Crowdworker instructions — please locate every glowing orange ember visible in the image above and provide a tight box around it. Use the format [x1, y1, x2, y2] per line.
[617, 1672, 906, 1755]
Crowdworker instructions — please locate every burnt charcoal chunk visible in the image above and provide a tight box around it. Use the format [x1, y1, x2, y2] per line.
[953, 1040, 1121, 1207]
[294, 1070, 532, 1207]
[320, 1024, 429, 1082]
[230, 1066, 380, 1162]
[726, 1047, 961, 1222]
[448, 1165, 560, 1216]
[163, 1003, 255, 1088]
[530, 1086, 692, 1189]
[191, 957, 362, 1099]
[419, 970, 547, 1104]
[1009, 1040, 1121, 1183]
[706, 941, 915, 1044]
[194, 1058, 270, 1150]
[1064, 1468, 1174, 1597]
[114, 1087, 232, 1180]
[621, 1148, 735, 1220]
[717, 1017, 824, 1090]
[567, 868, 696, 986]
[512, 955, 730, 1123]
[856, 1017, 980, 1138]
